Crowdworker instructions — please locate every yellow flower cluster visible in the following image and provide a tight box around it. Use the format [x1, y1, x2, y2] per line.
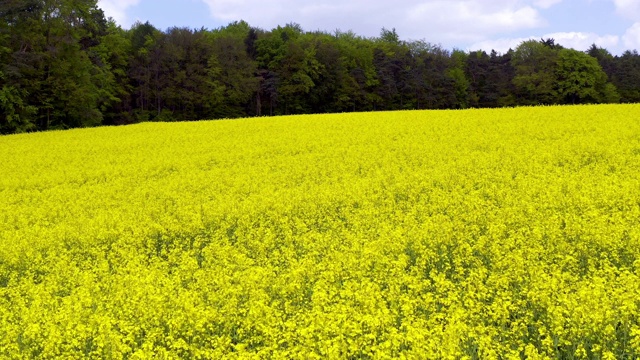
[1, 104, 639, 358]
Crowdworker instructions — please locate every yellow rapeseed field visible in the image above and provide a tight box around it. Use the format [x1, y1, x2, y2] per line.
[1, 105, 639, 359]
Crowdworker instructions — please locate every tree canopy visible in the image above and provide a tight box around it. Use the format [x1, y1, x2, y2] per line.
[2, 2, 640, 134]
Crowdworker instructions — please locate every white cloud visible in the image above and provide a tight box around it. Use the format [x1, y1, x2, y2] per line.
[623, 22, 640, 49]
[98, 0, 142, 26]
[408, 1, 544, 41]
[468, 31, 619, 53]
[611, 0, 640, 21]
[533, 0, 563, 9]
[200, 0, 546, 43]
[545, 31, 619, 50]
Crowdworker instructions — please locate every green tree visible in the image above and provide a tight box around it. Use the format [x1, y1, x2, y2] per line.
[332, 31, 379, 112]
[512, 40, 560, 105]
[303, 33, 342, 113]
[611, 50, 640, 103]
[448, 49, 470, 108]
[0, 25, 36, 133]
[587, 44, 616, 78]
[5, 3, 640, 135]
[465, 50, 515, 108]
[555, 48, 617, 104]
[0, 72, 37, 134]
[209, 22, 259, 118]
[256, 24, 321, 115]
[128, 21, 160, 121]
[373, 28, 416, 110]
[279, 34, 322, 114]
[412, 44, 457, 109]
[91, 20, 133, 125]
[156, 27, 216, 121]
[1, 0, 114, 131]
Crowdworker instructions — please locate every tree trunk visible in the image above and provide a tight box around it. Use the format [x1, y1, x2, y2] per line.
[256, 91, 261, 116]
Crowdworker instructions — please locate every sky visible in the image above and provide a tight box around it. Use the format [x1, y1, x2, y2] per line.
[97, 0, 640, 54]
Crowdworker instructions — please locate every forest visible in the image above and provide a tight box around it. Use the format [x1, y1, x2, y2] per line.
[2, 0, 640, 134]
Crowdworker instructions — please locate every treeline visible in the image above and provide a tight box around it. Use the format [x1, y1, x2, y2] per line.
[2, 1, 640, 134]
